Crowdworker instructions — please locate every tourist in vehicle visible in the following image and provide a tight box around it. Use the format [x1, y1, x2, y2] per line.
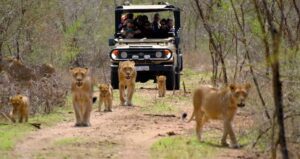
[121, 19, 140, 38]
[118, 13, 134, 32]
[134, 15, 152, 38]
[158, 19, 169, 38]
[118, 14, 127, 31]
[140, 21, 153, 38]
[125, 13, 134, 22]
[167, 18, 175, 33]
[152, 13, 160, 33]
[151, 13, 160, 38]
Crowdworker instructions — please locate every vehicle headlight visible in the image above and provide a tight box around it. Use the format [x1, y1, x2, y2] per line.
[164, 50, 172, 59]
[111, 50, 119, 60]
[155, 51, 163, 58]
[120, 51, 128, 58]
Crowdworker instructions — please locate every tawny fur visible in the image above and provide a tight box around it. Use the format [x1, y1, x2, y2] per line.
[157, 75, 166, 97]
[9, 95, 29, 123]
[188, 83, 251, 148]
[98, 83, 113, 112]
[118, 61, 137, 106]
[70, 67, 93, 127]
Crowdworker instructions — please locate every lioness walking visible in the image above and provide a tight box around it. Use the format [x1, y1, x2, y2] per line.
[9, 95, 29, 123]
[69, 67, 93, 127]
[118, 61, 137, 106]
[189, 83, 251, 148]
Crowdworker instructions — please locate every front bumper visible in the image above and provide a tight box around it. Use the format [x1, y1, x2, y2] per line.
[111, 64, 175, 82]
[111, 64, 174, 72]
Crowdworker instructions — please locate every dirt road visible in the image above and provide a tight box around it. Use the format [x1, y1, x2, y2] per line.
[12, 84, 254, 159]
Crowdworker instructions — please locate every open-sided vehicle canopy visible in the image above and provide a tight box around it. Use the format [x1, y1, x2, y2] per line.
[116, 4, 180, 12]
[114, 4, 180, 37]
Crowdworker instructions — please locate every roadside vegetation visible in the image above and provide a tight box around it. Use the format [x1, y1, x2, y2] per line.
[0, 0, 299, 158]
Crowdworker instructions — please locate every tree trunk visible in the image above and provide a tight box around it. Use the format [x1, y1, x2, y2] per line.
[261, 0, 289, 158]
[194, 0, 228, 85]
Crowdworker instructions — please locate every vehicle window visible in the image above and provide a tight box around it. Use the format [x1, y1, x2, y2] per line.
[118, 11, 174, 39]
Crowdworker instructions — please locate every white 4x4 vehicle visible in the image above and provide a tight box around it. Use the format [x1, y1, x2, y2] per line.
[109, 3, 182, 90]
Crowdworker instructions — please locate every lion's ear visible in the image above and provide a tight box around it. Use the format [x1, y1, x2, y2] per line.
[19, 96, 23, 100]
[245, 83, 251, 90]
[130, 61, 135, 66]
[229, 84, 236, 91]
[85, 67, 90, 74]
[156, 76, 159, 80]
[69, 67, 74, 73]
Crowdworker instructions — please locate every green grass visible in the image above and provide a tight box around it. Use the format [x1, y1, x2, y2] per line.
[182, 68, 211, 80]
[141, 100, 176, 114]
[151, 133, 222, 159]
[54, 137, 82, 146]
[151, 128, 262, 159]
[238, 128, 268, 151]
[0, 96, 74, 153]
[0, 124, 34, 151]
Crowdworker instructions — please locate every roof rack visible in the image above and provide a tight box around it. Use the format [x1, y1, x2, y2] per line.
[123, 1, 130, 6]
[115, 4, 179, 12]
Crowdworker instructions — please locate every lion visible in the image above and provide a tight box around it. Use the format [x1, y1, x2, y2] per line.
[157, 75, 166, 97]
[118, 61, 137, 106]
[188, 83, 251, 148]
[69, 67, 93, 127]
[9, 95, 29, 123]
[98, 83, 113, 112]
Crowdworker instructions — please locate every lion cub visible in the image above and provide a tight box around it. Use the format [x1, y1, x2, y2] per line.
[70, 67, 93, 127]
[98, 83, 113, 112]
[189, 83, 251, 148]
[118, 61, 137, 106]
[9, 95, 29, 123]
[157, 75, 166, 97]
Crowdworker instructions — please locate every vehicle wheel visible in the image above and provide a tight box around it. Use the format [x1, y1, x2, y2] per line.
[111, 70, 119, 89]
[166, 70, 175, 90]
[175, 73, 180, 90]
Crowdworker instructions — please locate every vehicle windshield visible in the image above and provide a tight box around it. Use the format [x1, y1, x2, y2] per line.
[116, 11, 175, 39]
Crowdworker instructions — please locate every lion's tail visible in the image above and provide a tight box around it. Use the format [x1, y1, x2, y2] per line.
[186, 110, 195, 123]
[187, 111, 195, 123]
[186, 88, 202, 123]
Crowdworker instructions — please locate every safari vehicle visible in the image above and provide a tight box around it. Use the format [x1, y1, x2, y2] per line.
[109, 2, 182, 90]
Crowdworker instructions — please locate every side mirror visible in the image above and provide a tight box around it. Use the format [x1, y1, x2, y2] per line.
[175, 37, 180, 46]
[108, 38, 115, 46]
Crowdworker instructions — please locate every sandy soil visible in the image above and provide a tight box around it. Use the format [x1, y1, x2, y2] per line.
[12, 87, 255, 159]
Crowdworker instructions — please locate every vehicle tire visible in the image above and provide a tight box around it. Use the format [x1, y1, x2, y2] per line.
[166, 70, 175, 90]
[175, 73, 180, 90]
[111, 70, 119, 89]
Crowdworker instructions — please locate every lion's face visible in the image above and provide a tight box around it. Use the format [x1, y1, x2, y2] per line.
[120, 61, 135, 80]
[157, 75, 166, 84]
[9, 95, 23, 107]
[229, 83, 251, 108]
[99, 84, 110, 96]
[69, 67, 89, 87]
